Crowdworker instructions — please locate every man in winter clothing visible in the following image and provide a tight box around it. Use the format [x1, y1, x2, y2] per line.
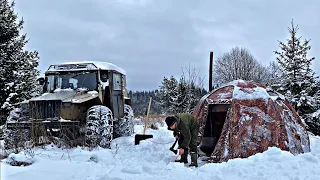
[165, 113, 199, 167]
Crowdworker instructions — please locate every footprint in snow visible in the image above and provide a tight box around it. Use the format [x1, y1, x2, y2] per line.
[98, 175, 123, 180]
[121, 167, 142, 174]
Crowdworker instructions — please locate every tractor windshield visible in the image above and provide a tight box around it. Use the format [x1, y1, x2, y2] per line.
[45, 71, 97, 92]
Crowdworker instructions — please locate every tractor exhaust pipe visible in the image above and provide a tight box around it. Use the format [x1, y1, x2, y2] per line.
[209, 51, 213, 92]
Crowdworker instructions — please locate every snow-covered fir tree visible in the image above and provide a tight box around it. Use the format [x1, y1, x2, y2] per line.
[185, 81, 197, 113]
[158, 76, 179, 114]
[305, 81, 320, 135]
[273, 19, 320, 135]
[173, 77, 188, 113]
[158, 74, 206, 114]
[0, 0, 39, 124]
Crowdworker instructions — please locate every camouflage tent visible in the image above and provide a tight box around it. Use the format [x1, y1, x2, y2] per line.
[193, 80, 310, 163]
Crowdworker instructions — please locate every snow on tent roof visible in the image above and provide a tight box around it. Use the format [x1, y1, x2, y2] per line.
[207, 79, 285, 102]
[46, 61, 126, 75]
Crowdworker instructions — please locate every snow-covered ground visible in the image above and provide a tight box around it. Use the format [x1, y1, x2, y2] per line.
[1, 124, 320, 180]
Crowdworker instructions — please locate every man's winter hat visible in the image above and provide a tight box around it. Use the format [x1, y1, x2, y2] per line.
[165, 116, 177, 129]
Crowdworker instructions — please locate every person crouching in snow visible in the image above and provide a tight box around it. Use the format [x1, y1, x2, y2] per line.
[165, 114, 199, 167]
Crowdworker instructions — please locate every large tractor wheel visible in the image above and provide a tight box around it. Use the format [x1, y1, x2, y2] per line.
[85, 105, 113, 149]
[4, 107, 31, 151]
[113, 104, 134, 138]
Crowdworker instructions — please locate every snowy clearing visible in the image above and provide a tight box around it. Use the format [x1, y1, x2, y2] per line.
[1, 124, 320, 180]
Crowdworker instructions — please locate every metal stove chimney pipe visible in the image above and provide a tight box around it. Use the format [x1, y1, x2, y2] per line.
[209, 51, 213, 92]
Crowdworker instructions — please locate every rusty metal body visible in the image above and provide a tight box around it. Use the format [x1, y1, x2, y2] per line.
[6, 61, 131, 131]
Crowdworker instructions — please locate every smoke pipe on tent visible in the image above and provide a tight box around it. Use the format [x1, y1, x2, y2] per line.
[209, 51, 213, 92]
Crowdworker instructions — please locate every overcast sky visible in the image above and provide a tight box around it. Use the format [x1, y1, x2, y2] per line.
[14, 0, 320, 91]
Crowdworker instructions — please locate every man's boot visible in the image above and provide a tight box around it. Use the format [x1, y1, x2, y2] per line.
[189, 152, 198, 167]
[175, 148, 188, 163]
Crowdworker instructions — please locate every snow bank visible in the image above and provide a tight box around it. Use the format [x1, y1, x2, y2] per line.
[5, 151, 35, 166]
[1, 125, 320, 180]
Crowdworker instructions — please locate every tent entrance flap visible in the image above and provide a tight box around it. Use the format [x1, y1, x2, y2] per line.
[200, 104, 230, 155]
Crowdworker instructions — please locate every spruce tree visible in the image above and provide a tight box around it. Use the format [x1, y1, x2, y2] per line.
[273, 20, 318, 114]
[0, 0, 39, 124]
[175, 77, 187, 113]
[273, 19, 320, 135]
[186, 81, 202, 113]
[159, 76, 179, 114]
[158, 74, 205, 114]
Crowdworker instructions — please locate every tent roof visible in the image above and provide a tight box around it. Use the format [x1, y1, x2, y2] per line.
[206, 80, 285, 104]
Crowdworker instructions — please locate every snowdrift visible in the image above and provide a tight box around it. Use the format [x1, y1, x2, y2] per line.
[1, 125, 320, 180]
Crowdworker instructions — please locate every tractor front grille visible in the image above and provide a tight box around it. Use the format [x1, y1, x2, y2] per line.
[29, 100, 62, 120]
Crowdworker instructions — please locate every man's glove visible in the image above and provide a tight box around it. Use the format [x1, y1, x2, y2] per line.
[173, 131, 180, 138]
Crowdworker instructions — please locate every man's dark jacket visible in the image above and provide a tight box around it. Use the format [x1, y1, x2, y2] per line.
[169, 113, 199, 149]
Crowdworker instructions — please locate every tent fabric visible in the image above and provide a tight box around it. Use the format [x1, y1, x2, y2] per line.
[193, 80, 310, 163]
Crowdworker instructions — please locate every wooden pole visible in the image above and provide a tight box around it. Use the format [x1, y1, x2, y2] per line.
[143, 96, 152, 135]
[209, 51, 213, 92]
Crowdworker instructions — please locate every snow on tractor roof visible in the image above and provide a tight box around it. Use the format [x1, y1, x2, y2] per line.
[46, 61, 126, 75]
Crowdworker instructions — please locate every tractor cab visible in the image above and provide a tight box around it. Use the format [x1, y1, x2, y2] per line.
[43, 61, 131, 119]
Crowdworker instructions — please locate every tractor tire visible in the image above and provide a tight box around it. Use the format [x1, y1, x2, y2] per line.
[4, 107, 31, 150]
[85, 105, 113, 149]
[113, 104, 134, 138]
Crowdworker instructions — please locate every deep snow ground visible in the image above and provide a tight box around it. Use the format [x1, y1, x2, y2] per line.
[1, 124, 320, 180]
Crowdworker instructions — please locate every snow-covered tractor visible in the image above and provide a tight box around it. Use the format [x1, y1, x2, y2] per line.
[4, 61, 134, 149]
